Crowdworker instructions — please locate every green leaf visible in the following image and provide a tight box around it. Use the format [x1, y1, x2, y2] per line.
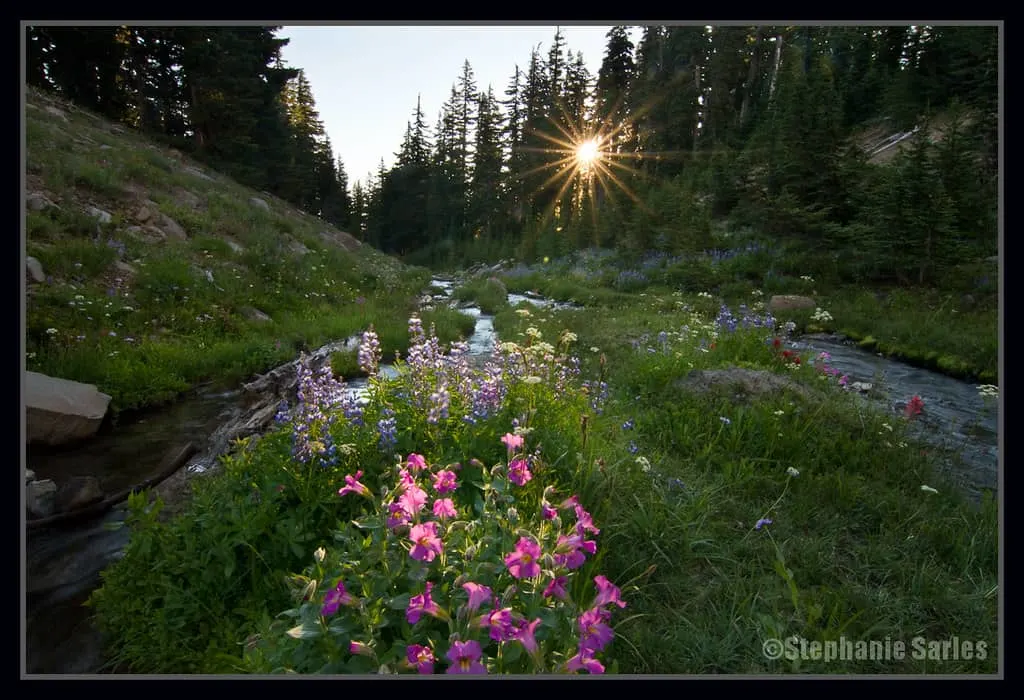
[387, 593, 412, 610]
[502, 642, 523, 665]
[352, 517, 383, 530]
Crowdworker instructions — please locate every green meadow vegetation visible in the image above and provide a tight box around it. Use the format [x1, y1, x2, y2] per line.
[85, 279, 999, 674]
[25, 25, 999, 676]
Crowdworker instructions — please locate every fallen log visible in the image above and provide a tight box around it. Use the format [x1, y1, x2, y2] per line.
[26, 442, 197, 531]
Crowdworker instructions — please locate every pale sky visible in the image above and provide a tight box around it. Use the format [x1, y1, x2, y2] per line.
[276, 25, 642, 189]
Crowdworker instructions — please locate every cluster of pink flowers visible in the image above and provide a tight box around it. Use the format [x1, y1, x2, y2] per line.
[328, 433, 624, 674]
[394, 573, 626, 674]
[502, 432, 533, 486]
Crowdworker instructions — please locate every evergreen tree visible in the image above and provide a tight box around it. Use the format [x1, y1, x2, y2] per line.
[27, 26, 130, 122]
[594, 26, 636, 152]
[350, 179, 367, 239]
[177, 27, 298, 194]
[470, 86, 507, 241]
[502, 64, 527, 226]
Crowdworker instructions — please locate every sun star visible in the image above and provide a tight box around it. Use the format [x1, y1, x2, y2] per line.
[575, 138, 601, 170]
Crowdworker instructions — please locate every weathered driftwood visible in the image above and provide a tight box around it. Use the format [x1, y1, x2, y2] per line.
[26, 442, 197, 531]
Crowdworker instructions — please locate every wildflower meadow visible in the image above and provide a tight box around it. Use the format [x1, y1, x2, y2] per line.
[88, 285, 998, 675]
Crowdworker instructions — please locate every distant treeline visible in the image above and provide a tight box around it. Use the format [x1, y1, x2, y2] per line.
[26, 25, 998, 284]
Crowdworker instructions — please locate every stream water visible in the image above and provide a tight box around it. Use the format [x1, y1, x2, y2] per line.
[22, 280, 999, 675]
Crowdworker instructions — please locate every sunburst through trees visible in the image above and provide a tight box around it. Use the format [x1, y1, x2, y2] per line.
[517, 110, 648, 234]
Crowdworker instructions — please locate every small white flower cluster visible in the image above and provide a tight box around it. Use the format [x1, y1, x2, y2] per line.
[698, 291, 715, 299]
[811, 307, 833, 323]
[977, 384, 999, 399]
[800, 275, 815, 283]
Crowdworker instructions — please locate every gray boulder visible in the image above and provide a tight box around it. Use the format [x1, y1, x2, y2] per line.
[768, 295, 816, 314]
[675, 367, 822, 404]
[26, 479, 57, 518]
[25, 371, 112, 446]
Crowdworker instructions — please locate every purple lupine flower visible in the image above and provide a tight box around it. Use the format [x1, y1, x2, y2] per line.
[427, 382, 450, 424]
[377, 408, 397, 452]
[358, 327, 381, 376]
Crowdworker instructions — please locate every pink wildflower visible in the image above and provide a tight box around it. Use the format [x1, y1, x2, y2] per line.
[320, 580, 355, 616]
[543, 575, 568, 600]
[337, 470, 371, 498]
[501, 433, 524, 453]
[478, 607, 519, 642]
[516, 617, 543, 658]
[387, 501, 411, 531]
[349, 641, 373, 656]
[432, 498, 457, 520]
[504, 536, 542, 579]
[566, 650, 605, 674]
[578, 607, 615, 653]
[508, 458, 533, 486]
[406, 582, 445, 624]
[593, 575, 627, 609]
[406, 644, 435, 674]
[446, 639, 487, 674]
[461, 582, 492, 612]
[432, 469, 458, 494]
[409, 521, 444, 562]
[398, 483, 428, 517]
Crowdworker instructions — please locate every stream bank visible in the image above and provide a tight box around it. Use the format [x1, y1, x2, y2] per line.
[23, 279, 998, 674]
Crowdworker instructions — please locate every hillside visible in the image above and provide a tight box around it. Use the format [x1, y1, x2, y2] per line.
[24, 85, 427, 415]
